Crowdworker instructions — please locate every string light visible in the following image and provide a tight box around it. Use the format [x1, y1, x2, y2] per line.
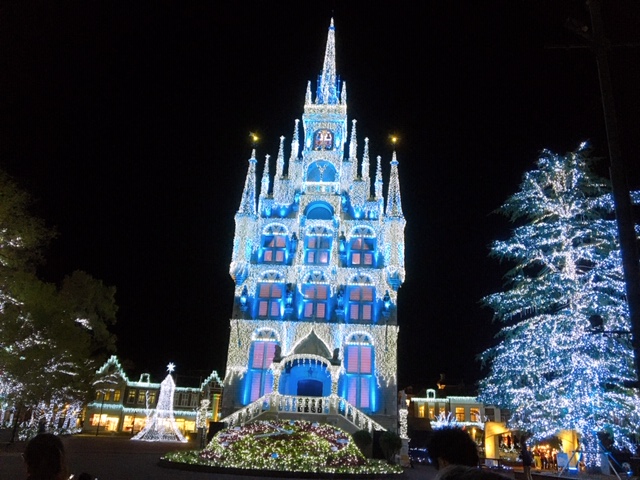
[478, 146, 640, 469]
[162, 419, 402, 475]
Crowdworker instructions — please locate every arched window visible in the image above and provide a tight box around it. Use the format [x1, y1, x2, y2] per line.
[306, 160, 337, 182]
[347, 285, 374, 322]
[348, 227, 376, 267]
[304, 226, 332, 265]
[261, 224, 288, 264]
[344, 334, 374, 410]
[302, 284, 329, 320]
[257, 282, 284, 319]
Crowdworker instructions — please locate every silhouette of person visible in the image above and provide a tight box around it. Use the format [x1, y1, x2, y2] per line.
[520, 438, 534, 480]
[23, 433, 69, 480]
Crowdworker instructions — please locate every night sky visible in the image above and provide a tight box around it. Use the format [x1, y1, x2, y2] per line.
[2, 1, 640, 390]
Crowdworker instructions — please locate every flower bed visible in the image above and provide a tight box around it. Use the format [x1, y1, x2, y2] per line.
[161, 420, 402, 477]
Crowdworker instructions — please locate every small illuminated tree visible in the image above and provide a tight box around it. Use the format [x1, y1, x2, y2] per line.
[132, 363, 187, 443]
[478, 145, 639, 470]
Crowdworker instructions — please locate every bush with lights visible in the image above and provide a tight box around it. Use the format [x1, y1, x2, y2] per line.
[162, 420, 402, 475]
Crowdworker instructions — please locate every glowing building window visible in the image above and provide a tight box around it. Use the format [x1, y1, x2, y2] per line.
[429, 407, 435, 419]
[137, 391, 146, 404]
[262, 234, 287, 264]
[456, 407, 465, 422]
[248, 341, 277, 402]
[470, 407, 480, 422]
[347, 286, 374, 322]
[349, 236, 375, 266]
[418, 405, 425, 418]
[302, 284, 329, 320]
[127, 390, 136, 404]
[345, 344, 373, 410]
[257, 283, 284, 319]
[113, 390, 121, 402]
[305, 235, 331, 265]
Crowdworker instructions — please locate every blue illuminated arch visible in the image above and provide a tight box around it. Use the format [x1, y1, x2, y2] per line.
[306, 160, 337, 183]
[304, 201, 334, 220]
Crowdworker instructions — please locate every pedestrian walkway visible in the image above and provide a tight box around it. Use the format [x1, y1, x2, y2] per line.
[0, 434, 438, 480]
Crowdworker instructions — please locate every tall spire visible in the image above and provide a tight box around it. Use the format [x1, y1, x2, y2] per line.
[238, 150, 258, 215]
[385, 151, 404, 217]
[290, 119, 300, 164]
[375, 155, 383, 200]
[276, 136, 285, 178]
[317, 18, 339, 105]
[349, 119, 358, 160]
[362, 137, 370, 182]
[305, 81, 312, 105]
[260, 154, 270, 198]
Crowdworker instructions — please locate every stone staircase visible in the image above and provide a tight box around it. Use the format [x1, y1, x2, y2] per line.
[220, 393, 386, 434]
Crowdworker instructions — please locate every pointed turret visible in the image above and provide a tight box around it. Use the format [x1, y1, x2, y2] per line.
[290, 120, 300, 164]
[362, 137, 370, 183]
[259, 154, 270, 198]
[273, 135, 292, 206]
[317, 18, 339, 105]
[385, 151, 404, 218]
[375, 155, 383, 200]
[349, 119, 358, 161]
[276, 137, 285, 178]
[305, 81, 312, 106]
[238, 150, 258, 215]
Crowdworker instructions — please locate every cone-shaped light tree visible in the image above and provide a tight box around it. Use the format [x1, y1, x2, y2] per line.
[478, 145, 639, 469]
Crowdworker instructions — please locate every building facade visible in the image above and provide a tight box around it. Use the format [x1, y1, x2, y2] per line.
[83, 355, 223, 436]
[220, 19, 406, 433]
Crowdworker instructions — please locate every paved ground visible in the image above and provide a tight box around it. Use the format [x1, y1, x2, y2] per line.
[0, 434, 439, 480]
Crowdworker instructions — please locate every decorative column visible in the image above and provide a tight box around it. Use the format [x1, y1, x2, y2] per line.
[398, 390, 410, 467]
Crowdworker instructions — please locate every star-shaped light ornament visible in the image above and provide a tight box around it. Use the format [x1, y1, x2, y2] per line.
[167, 362, 176, 373]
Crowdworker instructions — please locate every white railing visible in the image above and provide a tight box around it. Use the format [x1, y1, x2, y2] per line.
[219, 396, 269, 427]
[303, 182, 339, 194]
[336, 397, 386, 432]
[220, 394, 386, 433]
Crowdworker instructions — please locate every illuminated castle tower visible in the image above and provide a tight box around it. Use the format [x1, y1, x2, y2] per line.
[220, 19, 406, 433]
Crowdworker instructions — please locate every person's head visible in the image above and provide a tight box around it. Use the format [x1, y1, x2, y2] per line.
[23, 433, 69, 480]
[427, 427, 479, 469]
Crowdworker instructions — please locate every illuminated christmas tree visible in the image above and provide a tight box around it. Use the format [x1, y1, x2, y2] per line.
[478, 145, 639, 469]
[132, 363, 187, 443]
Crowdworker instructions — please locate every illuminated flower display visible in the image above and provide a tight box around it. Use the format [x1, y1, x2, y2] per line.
[162, 420, 401, 475]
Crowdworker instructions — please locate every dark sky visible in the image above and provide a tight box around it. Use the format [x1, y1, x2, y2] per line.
[2, 1, 640, 390]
